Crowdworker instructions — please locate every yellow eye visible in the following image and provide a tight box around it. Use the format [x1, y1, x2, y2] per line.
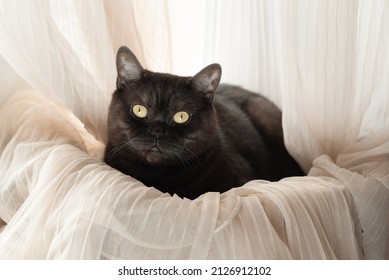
[132, 105, 148, 118]
[173, 111, 190, 124]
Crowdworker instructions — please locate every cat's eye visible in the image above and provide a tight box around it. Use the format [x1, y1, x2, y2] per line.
[173, 111, 190, 124]
[132, 104, 148, 118]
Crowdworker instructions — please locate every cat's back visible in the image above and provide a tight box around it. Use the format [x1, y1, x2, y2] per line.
[213, 84, 282, 140]
[215, 84, 281, 114]
[213, 84, 302, 181]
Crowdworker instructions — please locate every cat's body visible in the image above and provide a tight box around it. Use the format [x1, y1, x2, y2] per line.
[104, 46, 303, 199]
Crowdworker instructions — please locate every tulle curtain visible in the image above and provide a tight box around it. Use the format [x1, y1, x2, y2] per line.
[0, 0, 388, 259]
[281, 0, 389, 259]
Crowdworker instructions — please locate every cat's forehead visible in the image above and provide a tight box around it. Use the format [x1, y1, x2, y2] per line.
[130, 73, 200, 109]
[147, 72, 190, 91]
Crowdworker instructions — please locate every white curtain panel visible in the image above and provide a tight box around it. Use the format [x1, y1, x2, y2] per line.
[0, 0, 387, 259]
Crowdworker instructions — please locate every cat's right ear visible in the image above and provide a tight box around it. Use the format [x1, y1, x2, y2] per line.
[116, 46, 143, 87]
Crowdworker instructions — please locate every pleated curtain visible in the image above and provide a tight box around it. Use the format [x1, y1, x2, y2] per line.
[0, 0, 388, 259]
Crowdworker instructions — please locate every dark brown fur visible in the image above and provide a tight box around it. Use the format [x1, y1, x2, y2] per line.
[104, 46, 304, 199]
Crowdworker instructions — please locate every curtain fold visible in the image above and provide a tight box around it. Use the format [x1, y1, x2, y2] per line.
[280, 0, 389, 259]
[0, 93, 363, 258]
[0, 0, 388, 259]
[0, 0, 114, 142]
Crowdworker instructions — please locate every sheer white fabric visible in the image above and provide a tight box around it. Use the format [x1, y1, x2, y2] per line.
[0, 0, 387, 259]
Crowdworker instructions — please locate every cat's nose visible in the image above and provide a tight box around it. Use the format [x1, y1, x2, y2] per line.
[149, 127, 165, 140]
[151, 131, 164, 140]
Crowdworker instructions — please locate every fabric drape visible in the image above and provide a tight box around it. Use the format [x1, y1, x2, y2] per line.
[0, 0, 388, 259]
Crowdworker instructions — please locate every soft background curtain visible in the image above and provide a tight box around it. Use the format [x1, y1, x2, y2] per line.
[0, 0, 387, 259]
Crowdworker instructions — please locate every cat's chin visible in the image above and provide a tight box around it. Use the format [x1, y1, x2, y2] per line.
[144, 149, 165, 165]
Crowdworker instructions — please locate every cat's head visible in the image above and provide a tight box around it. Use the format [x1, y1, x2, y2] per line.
[107, 46, 222, 166]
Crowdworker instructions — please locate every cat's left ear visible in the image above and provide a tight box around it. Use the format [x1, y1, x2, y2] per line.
[116, 46, 144, 87]
[190, 63, 222, 102]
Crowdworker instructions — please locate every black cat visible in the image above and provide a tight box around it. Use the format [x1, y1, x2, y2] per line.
[104, 46, 303, 199]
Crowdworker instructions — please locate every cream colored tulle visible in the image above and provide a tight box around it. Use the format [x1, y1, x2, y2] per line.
[0, 0, 388, 259]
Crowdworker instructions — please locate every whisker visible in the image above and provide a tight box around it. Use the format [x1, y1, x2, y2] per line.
[173, 151, 192, 174]
[167, 143, 203, 175]
[181, 145, 203, 169]
[106, 138, 134, 161]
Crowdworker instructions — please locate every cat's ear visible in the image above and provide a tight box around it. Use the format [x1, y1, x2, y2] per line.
[191, 63, 222, 101]
[116, 46, 143, 87]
